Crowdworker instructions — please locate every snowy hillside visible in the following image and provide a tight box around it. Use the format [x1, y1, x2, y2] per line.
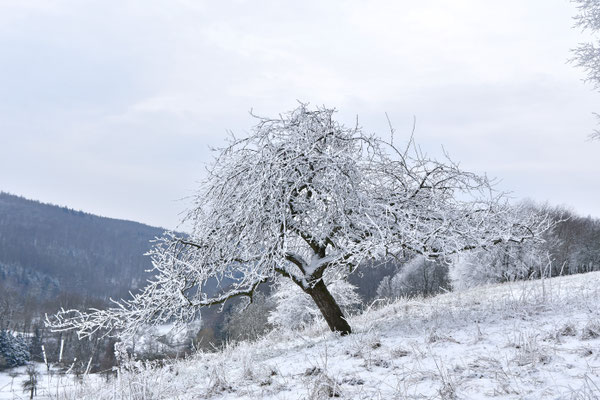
[4, 271, 600, 399]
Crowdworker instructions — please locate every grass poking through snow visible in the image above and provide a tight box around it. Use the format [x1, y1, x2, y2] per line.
[9, 272, 600, 399]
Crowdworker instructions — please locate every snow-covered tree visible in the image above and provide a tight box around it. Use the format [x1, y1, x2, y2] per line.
[572, 0, 600, 139]
[376, 256, 450, 299]
[0, 330, 30, 370]
[47, 104, 548, 337]
[449, 239, 551, 290]
[28, 327, 43, 362]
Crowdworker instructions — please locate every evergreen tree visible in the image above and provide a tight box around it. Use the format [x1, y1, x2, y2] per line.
[0, 330, 30, 369]
[29, 326, 43, 362]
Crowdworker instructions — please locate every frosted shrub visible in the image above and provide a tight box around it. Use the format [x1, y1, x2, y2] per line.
[119, 320, 201, 361]
[449, 240, 550, 291]
[224, 292, 274, 341]
[0, 330, 30, 370]
[449, 253, 499, 291]
[376, 256, 450, 299]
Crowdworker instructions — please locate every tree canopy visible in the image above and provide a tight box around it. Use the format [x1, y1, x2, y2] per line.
[48, 104, 548, 337]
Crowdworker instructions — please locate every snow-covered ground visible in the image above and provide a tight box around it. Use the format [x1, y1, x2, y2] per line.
[3, 272, 600, 399]
[0, 363, 101, 400]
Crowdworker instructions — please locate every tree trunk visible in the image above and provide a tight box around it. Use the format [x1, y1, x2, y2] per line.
[305, 279, 352, 335]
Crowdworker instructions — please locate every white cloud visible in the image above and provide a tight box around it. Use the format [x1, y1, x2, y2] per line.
[0, 0, 598, 228]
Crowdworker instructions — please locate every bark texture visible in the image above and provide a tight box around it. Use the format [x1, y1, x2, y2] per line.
[305, 279, 352, 335]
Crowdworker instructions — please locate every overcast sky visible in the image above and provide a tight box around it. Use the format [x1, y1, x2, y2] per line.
[1, 0, 598, 229]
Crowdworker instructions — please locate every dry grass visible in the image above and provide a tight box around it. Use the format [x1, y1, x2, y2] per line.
[5, 271, 598, 400]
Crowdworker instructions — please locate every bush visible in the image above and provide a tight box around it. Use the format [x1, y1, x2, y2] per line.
[449, 241, 550, 291]
[224, 292, 274, 341]
[0, 330, 30, 370]
[376, 256, 450, 299]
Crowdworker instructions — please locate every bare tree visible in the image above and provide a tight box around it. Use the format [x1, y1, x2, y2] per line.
[572, 0, 600, 139]
[47, 104, 548, 337]
[21, 364, 39, 399]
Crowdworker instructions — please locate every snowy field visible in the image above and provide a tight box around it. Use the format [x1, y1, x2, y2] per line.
[2, 271, 600, 399]
[0, 363, 102, 400]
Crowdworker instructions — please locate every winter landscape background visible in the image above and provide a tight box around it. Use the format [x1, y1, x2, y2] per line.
[2, 0, 600, 399]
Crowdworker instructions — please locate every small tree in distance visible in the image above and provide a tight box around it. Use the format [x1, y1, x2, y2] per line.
[22, 364, 39, 400]
[47, 104, 548, 337]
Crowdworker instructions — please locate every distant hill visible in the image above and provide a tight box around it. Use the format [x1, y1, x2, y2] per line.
[0, 192, 230, 358]
[0, 192, 166, 301]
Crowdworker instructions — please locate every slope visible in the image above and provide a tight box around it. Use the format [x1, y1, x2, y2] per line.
[54, 271, 600, 399]
[0, 192, 165, 301]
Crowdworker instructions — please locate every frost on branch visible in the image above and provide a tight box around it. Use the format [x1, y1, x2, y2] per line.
[572, 0, 600, 139]
[47, 104, 549, 337]
[449, 240, 552, 290]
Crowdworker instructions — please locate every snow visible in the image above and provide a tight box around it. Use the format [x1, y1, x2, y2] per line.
[0, 363, 102, 400]
[4, 271, 600, 399]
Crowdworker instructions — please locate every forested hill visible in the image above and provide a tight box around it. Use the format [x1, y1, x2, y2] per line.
[0, 192, 165, 301]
